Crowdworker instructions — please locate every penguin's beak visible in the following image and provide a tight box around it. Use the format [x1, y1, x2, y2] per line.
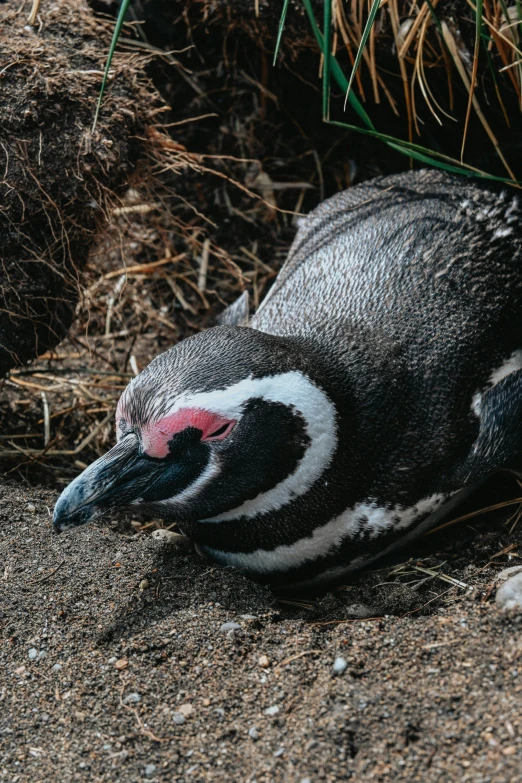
[53, 434, 158, 532]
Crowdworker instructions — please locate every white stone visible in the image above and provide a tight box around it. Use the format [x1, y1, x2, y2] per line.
[496, 572, 522, 612]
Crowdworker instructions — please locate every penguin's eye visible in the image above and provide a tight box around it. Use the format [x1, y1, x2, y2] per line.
[202, 420, 236, 441]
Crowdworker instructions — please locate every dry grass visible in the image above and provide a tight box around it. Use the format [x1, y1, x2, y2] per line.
[298, 0, 522, 178]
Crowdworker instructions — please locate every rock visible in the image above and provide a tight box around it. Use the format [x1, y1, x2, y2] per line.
[144, 763, 156, 777]
[123, 692, 141, 704]
[28, 648, 38, 660]
[219, 622, 241, 633]
[172, 712, 186, 725]
[151, 529, 186, 543]
[495, 565, 522, 583]
[52, 663, 62, 671]
[26, 503, 36, 513]
[258, 654, 270, 668]
[264, 705, 280, 716]
[177, 703, 194, 718]
[496, 572, 522, 612]
[333, 657, 348, 675]
[273, 747, 284, 757]
[114, 658, 129, 671]
[248, 726, 260, 740]
[345, 603, 373, 618]
[139, 579, 149, 590]
[240, 614, 257, 621]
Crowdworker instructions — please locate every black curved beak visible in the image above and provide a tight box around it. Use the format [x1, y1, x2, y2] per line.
[53, 434, 161, 532]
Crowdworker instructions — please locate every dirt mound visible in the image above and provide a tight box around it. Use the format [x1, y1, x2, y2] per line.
[0, 0, 161, 375]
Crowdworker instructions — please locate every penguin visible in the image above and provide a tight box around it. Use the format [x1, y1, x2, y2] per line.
[53, 169, 522, 591]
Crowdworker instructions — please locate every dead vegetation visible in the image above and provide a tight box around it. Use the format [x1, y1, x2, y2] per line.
[0, 0, 166, 376]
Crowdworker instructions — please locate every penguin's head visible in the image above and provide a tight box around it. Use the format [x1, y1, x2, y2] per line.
[53, 326, 338, 536]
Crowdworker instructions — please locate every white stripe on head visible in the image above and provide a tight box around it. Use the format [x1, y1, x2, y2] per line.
[202, 493, 446, 573]
[162, 371, 337, 520]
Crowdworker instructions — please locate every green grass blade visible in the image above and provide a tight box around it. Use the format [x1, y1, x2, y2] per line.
[297, 0, 521, 183]
[301, 0, 375, 128]
[327, 119, 522, 185]
[423, 0, 443, 34]
[323, 0, 332, 120]
[92, 0, 133, 133]
[344, 0, 381, 109]
[273, 0, 291, 66]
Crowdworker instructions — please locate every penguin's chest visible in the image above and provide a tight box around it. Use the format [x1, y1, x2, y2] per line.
[195, 490, 464, 585]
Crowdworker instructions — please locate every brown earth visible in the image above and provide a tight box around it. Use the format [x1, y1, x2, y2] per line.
[0, 0, 164, 376]
[1, 476, 522, 783]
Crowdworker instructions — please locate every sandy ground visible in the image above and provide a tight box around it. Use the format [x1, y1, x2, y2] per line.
[1, 478, 522, 783]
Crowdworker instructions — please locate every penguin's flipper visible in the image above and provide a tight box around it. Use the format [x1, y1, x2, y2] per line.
[466, 369, 522, 480]
[216, 291, 250, 327]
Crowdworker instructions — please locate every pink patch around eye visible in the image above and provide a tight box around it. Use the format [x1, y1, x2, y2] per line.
[141, 408, 236, 458]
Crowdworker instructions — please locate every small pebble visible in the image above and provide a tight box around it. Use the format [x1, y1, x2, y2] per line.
[333, 656, 348, 675]
[139, 579, 149, 590]
[300, 778, 312, 783]
[144, 763, 156, 777]
[26, 503, 36, 513]
[240, 614, 257, 621]
[114, 658, 128, 671]
[219, 622, 241, 633]
[52, 663, 62, 671]
[273, 747, 284, 758]
[258, 654, 270, 668]
[123, 692, 141, 704]
[177, 703, 194, 718]
[172, 712, 186, 725]
[248, 726, 260, 740]
[151, 529, 184, 543]
[496, 572, 522, 612]
[345, 603, 373, 619]
[108, 657, 117, 664]
[264, 705, 280, 716]
[28, 648, 38, 661]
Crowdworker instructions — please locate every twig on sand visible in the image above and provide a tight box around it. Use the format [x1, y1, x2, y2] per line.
[28, 560, 65, 584]
[280, 649, 322, 665]
[119, 688, 168, 743]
